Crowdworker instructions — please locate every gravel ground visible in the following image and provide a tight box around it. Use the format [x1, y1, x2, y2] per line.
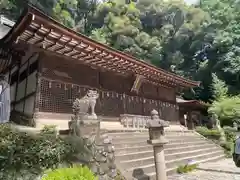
[168, 159, 240, 180]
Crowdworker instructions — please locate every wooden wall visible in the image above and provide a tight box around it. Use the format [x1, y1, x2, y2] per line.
[9, 48, 39, 116]
[38, 52, 178, 121]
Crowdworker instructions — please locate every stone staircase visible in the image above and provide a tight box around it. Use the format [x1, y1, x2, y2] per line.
[106, 130, 225, 180]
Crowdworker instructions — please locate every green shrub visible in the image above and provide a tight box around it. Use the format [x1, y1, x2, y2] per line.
[41, 165, 96, 180]
[0, 124, 90, 179]
[208, 96, 240, 127]
[224, 129, 236, 142]
[195, 126, 221, 140]
[115, 170, 126, 180]
[223, 126, 237, 132]
[196, 126, 236, 158]
[177, 164, 198, 174]
[40, 125, 58, 135]
[220, 141, 234, 158]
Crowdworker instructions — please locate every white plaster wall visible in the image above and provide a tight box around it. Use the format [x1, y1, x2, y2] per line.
[19, 62, 27, 74]
[16, 48, 39, 102]
[9, 65, 18, 109]
[16, 79, 26, 101]
[3, 71, 9, 82]
[15, 101, 24, 112]
[10, 82, 16, 102]
[24, 95, 35, 116]
[26, 71, 37, 95]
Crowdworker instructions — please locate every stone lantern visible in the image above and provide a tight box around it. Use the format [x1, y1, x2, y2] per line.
[146, 109, 169, 180]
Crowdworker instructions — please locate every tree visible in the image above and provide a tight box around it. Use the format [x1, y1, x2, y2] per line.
[0, 0, 76, 28]
[90, 0, 208, 69]
[74, 0, 98, 35]
[53, 0, 77, 28]
[209, 73, 240, 126]
[199, 0, 240, 97]
[211, 73, 228, 100]
[0, 0, 26, 20]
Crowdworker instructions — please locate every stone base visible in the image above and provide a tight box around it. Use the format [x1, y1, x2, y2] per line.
[120, 114, 180, 129]
[79, 119, 100, 139]
[120, 114, 150, 128]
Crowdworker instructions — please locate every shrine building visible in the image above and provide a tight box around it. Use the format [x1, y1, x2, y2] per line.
[0, 5, 200, 129]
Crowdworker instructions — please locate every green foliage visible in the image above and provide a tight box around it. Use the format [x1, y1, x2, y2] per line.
[41, 165, 96, 180]
[195, 126, 221, 140]
[220, 141, 234, 158]
[223, 126, 237, 132]
[196, 126, 235, 158]
[211, 73, 228, 100]
[0, 124, 90, 179]
[40, 125, 58, 135]
[224, 129, 236, 142]
[222, 127, 236, 157]
[114, 170, 126, 180]
[177, 164, 198, 174]
[53, 0, 77, 28]
[208, 96, 240, 126]
[209, 72, 240, 127]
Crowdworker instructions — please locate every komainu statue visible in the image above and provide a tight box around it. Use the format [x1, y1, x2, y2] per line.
[68, 90, 117, 179]
[72, 90, 99, 119]
[69, 90, 99, 136]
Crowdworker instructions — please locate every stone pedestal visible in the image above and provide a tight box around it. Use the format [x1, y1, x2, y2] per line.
[79, 119, 101, 141]
[146, 110, 169, 180]
[153, 146, 167, 180]
[68, 90, 117, 179]
[148, 138, 168, 180]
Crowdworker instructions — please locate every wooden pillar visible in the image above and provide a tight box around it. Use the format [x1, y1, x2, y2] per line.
[122, 93, 126, 114]
[13, 61, 21, 111]
[187, 111, 194, 130]
[32, 52, 43, 127]
[23, 55, 31, 113]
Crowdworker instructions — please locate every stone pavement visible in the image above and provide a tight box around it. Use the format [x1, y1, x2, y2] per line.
[168, 159, 240, 180]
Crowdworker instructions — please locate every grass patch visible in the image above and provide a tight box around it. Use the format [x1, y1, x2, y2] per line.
[177, 164, 198, 174]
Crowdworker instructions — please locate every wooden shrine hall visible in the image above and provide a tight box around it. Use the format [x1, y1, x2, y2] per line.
[177, 97, 209, 129]
[0, 5, 200, 129]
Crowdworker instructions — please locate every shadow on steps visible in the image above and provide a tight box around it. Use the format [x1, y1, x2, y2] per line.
[132, 168, 150, 180]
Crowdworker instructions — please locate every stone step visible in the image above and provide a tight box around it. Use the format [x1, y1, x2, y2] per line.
[110, 133, 197, 140]
[113, 138, 206, 149]
[109, 130, 225, 179]
[114, 141, 211, 155]
[146, 154, 226, 180]
[126, 150, 224, 177]
[120, 148, 222, 169]
[111, 135, 201, 144]
[115, 143, 216, 158]
[107, 131, 195, 137]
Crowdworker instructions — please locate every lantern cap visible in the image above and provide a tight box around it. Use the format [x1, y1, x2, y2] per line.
[151, 109, 158, 116]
